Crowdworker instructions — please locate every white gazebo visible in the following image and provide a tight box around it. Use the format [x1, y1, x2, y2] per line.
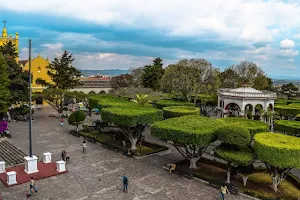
[217, 85, 277, 118]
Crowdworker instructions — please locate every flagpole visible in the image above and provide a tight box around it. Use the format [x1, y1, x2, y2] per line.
[29, 39, 33, 157]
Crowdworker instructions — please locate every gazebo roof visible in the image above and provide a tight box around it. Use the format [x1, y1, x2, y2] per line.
[229, 87, 263, 94]
[218, 85, 276, 99]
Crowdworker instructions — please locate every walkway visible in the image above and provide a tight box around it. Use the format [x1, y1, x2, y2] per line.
[0, 106, 250, 200]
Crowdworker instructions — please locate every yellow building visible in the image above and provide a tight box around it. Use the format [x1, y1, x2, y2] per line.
[0, 20, 19, 61]
[21, 55, 51, 93]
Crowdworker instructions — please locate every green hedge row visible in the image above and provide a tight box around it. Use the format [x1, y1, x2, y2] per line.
[89, 95, 137, 109]
[101, 107, 163, 127]
[162, 106, 200, 119]
[274, 120, 300, 137]
[151, 115, 222, 146]
[275, 99, 300, 105]
[254, 132, 300, 168]
[154, 100, 195, 109]
[217, 118, 268, 138]
[275, 105, 300, 117]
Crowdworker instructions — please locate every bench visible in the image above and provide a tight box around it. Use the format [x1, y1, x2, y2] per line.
[209, 179, 239, 194]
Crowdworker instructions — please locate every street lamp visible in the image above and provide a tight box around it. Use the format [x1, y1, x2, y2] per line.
[28, 39, 33, 157]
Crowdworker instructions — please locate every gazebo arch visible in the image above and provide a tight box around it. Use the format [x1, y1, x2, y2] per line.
[268, 103, 273, 111]
[255, 104, 263, 114]
[225, 103, 241, 111]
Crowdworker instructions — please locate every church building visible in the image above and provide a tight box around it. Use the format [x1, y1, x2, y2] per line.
[0, 20, 19, 61]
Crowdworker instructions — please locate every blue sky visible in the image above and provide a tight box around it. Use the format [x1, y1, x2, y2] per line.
[1, 0, 300, 77]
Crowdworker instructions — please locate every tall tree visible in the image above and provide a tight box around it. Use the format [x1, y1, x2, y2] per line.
[142, 58, 164, 90]
[0, 42, 29, 104]
[129, 67, 144, 88]
[0, 53, 10, 117]
[110, 74, 133, 89]
[39, 51, 81, 89]
[220, 61, 272, 90]
[161, 59, 220, 102]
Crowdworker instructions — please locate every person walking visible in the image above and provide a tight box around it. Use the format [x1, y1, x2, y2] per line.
[81, 141, 87, 153]
[60, 118, 64, 127]
[65, 152, 70, 162]
[220, 184, 230, 200]
[26, 177, 37, 197]
[122, 175, 129, 193]
[61, 150, 66, 161]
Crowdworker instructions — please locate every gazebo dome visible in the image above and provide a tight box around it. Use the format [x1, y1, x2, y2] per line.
[229, 87, 263, 94]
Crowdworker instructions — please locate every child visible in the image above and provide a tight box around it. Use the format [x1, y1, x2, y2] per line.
[220, 184, 230, 200]
[26, 177, 37, 197]
[60, 118, 64, 127]
[81, 141, 87, 153]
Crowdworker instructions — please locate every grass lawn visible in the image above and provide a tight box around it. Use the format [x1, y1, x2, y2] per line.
[78, 129, 168, 157]
[176, 160, 300, 200]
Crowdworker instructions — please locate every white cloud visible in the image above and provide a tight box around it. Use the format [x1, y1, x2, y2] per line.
[280, 39, 295, 49]
[280, 49, 299, 57]
[288, 59, 294, 63]
[295, 34, 300, 39]
[2, 0, 300, 45]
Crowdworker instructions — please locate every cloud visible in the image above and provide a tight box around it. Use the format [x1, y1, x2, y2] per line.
[288, 58, 294, 63]
[280, 39, 295, 49]
[280, 49, 299, 57]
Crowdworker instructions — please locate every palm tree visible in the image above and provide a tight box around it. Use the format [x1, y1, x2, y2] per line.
[132, 94, 151, 106]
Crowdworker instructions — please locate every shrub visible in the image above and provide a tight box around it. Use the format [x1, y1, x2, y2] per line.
[68, 111, 86, 133]
[296, 114, 300, 121]
[217, 118, 268, 138]
[89, 95, 136, 109]
[101, 107, 163, 127]
[216, 125, 251, 146]
[275, 105, 300, 117]
[215, 145, 253, 166]
[154, 100, 195, 109]
[274, 120, 300, 137]
[162, 106, 200, 119]
[254, 132, 300, 168]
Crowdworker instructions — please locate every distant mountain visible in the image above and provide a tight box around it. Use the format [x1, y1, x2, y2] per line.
[80, 69, 130, 77]
[270, 75, 300, 80]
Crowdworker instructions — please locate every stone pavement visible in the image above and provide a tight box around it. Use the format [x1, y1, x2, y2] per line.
[0, 106, 250, 200]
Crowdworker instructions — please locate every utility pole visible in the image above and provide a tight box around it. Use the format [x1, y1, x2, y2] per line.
[29, 39, 32, 157]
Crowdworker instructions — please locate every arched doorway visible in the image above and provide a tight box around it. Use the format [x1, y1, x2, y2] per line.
[225, 103, 241, 117]
[254, 104, 263, 120]
[245, 104, 253, 119]
[99, 91, 106, 94]
[268, 104, 273, 111]
[88, 91, 96, 95]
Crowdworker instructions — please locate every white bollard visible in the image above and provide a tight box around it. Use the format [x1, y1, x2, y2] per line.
[24, 155, 39, 174]
[43, 152, 52, 164]
[6, 171, 17, 185]
[0, 161, 5, 174]
[56, 161, 66, 173]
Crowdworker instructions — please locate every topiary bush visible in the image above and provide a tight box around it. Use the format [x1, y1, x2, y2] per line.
[89, 95, 137, 109]
[295, 114, 300, 121]
[216, 125, 251, 146]
[154, 100, 195, 109]
[275, 105, 300, 118]
[101, 106, 163, 150]
[162, 106, 200, 119]
[68, 110, 86, 133]
[215, 145, 253, 166]
[254, 132, 300, 192]
[151, 115, 222, 169]
[274, 120, 300, 137]
[217, 117, 268, 138]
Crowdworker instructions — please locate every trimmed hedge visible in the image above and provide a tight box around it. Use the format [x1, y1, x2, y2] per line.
[215, 145, 253, 166]
[151, 115, 222, 146]
[217, 118, 268, 138]
[154, 100, 195, 109]
[275, 105, 300, 117]
[216, 125, 251, 146]
[162, 106, 200, 119]
[274, 120, 300, 137]
[254, 132, 300, 168]
[68, 110, 85, 124]
[275, 99, 300, 105]
[89, 95, 137, 109]
[101, 107, 163, 127]
[296, 114, 300, 121]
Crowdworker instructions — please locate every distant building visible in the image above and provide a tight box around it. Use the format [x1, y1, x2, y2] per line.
[70, 76, 112, 94]
[0, 20, 19, 61]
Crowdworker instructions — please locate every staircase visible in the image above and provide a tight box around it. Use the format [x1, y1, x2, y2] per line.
[0, 139, 26, 167]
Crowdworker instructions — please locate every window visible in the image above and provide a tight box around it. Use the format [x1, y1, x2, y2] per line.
[37, 67, 41, 73]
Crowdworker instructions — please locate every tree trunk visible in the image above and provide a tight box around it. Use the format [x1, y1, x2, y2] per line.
[76, 124, 79, 133]
[189, 157, 198, 169]
[129, 137, 138, 150]
[226, 166, 232, 183]
[272, 175, 280, 193]
[242, 176, 248, 186]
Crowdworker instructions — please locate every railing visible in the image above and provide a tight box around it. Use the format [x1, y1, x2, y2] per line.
[218, 91, 277, 98]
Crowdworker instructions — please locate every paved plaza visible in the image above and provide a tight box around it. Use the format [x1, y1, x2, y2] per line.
[0, 106, 250, 200]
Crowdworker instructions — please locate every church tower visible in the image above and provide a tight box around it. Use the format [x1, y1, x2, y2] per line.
[0, 20, 19, 61]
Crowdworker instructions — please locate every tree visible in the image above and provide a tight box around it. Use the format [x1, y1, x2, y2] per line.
[215, 125, 253, 184]
[151, 115, 222, 169]
[40, 51, 81, 89]
[101, 106, 163, 150]
[162, 106, 200, 119]
[41, 88, 66, 116]
[141, 58, 164, 90]
[0, 42, 29, 104]
[132, 94, 151, 106]
[110, 74, 133, 89]
[130, 67, 144, 88]
[68, 110, 86, 133]
[161, 59, 220, 102]
[221, 61, 272, 90]
[281, 82, 298, 92]
[0, 53, 10, 117]
[68, 91, 95, 116]
[254, 132, 300, 192]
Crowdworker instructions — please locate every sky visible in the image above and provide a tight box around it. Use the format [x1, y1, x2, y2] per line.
[0, 0, 300, 78]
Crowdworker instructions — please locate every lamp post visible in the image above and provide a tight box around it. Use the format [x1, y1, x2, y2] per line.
[28, 39, 32, 157]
